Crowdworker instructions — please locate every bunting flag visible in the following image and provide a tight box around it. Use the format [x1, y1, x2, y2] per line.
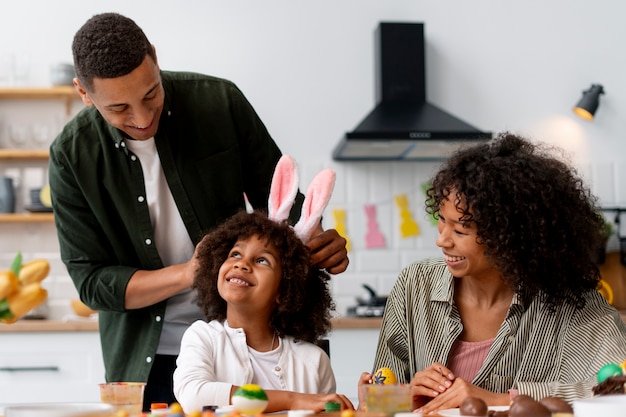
[395, 194, 420, 238]
[421, 182, 438, 226]
[330, 184, 435, 249]
[332, 208, 351, 252]
[364, 204, 386, 249]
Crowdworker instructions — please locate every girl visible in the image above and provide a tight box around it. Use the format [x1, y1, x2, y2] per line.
[174, 156, 354, 413]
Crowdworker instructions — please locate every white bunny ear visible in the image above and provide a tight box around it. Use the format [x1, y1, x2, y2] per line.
[268, 155, 299, 222]
[293, 168, 336, 242]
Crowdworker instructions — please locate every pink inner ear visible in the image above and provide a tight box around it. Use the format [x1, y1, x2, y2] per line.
[294, 168, 336, 241]
[268, 155, 299, 221]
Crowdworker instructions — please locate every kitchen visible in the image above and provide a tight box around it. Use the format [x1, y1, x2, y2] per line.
[1, 0, 626, 412]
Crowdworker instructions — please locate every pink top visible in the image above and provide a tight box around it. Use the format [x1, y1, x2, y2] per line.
[446, 338, 494, 382]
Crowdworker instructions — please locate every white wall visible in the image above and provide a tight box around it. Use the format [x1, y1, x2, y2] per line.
[2, 1, 625, 164]
[1, 0, 626, 400]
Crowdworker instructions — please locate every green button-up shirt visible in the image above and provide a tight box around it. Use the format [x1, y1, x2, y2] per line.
[48, 71, 303, 382]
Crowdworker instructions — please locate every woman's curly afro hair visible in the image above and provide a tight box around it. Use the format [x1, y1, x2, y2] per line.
[193, 209, 335, 343]
[425, 132, 605, 310]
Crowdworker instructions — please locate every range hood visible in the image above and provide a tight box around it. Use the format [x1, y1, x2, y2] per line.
[333, 22, 491, 161]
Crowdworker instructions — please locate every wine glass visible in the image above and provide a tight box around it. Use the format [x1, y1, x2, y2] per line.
[31, 124, 51, 149]
[8, 124, 29, 149]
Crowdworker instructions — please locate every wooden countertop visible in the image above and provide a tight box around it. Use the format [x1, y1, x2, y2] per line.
[0, 316, 383, 333]
[3, 311, 625, 333]
[0, 318, 99, 332]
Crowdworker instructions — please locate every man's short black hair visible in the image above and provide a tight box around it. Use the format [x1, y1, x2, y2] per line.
[72, 12, 157, 91]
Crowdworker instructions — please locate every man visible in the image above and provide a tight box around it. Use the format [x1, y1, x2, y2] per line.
[48, 12, 348, 410]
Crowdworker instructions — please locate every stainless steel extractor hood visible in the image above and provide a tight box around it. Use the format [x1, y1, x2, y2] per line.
[333, 22, 492, 161]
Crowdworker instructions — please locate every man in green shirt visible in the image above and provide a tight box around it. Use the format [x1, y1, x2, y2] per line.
[49, 12, 348, 411]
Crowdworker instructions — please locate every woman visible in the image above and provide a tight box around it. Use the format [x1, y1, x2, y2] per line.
[366, 133, 626, 414]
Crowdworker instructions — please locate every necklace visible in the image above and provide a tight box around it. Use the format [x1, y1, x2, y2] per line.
[269, 332, 276, 351]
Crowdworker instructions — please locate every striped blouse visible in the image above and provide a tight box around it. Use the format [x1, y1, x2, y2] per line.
[372, 257, 626, 402]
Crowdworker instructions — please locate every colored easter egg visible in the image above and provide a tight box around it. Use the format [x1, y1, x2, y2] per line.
[373, 367, 397, 384]
[232, 384, 269, 415]
[597, 363, 623, 383]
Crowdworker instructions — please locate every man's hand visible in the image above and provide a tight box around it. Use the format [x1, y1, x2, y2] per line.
[307, 228, 349, 274]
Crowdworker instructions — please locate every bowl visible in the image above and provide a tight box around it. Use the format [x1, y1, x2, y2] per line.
[361, 383, 412, 414]
[99, 382, 145, 416]
[50, 63, 75, 86]
[4, 402, 114, 417]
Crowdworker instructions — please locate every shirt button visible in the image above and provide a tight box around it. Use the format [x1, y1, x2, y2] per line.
[145, 238, 152, 245]
[121, 141, 126, 147]
[274, 366, 281, 372]
[138, 196, 145, 203]
[131, 155, 137, 161]
[114, 143, 120, 149]
[155, 316, 162, 322]
[146, 356, 152, 363]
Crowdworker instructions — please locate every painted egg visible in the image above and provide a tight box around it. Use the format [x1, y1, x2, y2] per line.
[232, 384, 269, 415]
[597, 363, 623, 383]
[373, 367, 397, 384]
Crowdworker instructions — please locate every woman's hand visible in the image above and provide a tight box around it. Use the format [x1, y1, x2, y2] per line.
[410, 362, 455, 398]
[356, 371, 373, 410]
[416, 378, 509, 415]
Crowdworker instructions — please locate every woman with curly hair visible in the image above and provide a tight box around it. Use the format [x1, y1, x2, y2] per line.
[174, 210, 353, 413]
[363, 133, 626, 414]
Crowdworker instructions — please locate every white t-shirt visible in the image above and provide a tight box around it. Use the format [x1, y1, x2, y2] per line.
[124, 138, 203, 355]
[249, 342, 283, 390]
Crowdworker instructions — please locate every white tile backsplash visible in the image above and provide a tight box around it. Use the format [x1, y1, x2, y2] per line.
[1, 160, 621, 320]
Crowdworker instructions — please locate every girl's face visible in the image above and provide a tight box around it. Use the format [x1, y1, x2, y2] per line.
[435, 193, 495, 279]
[218, 235, 283, 313]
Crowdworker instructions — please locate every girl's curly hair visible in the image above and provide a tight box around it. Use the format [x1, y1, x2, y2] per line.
[72, 13, 156, 91]
[426, 132, 605, 310]
[193, 210, 335, 343]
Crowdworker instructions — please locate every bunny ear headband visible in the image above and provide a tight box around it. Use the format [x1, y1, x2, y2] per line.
[267, 155, 336, 242]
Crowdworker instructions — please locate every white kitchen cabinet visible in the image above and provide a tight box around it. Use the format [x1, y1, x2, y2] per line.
[328, 326, 381, 405]
[0, 330, 104, 405]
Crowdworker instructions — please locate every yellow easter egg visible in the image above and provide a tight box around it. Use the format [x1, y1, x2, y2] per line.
[169, 402, 183, 413]
[373, 367, 397, 384]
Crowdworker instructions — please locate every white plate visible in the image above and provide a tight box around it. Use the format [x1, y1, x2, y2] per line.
[573, 396, 626, 417]
[4, 402, 114, 417]
[438, 405, 509, 416]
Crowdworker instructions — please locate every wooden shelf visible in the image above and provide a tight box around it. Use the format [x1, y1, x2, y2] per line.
[0, 86, 78, 100]
[0, 149, 49, 160]
[0, 213, 53, 223]
[0, 86, 81, 115]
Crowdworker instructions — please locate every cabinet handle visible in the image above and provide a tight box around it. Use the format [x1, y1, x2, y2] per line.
[0, 366, 59, 372]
